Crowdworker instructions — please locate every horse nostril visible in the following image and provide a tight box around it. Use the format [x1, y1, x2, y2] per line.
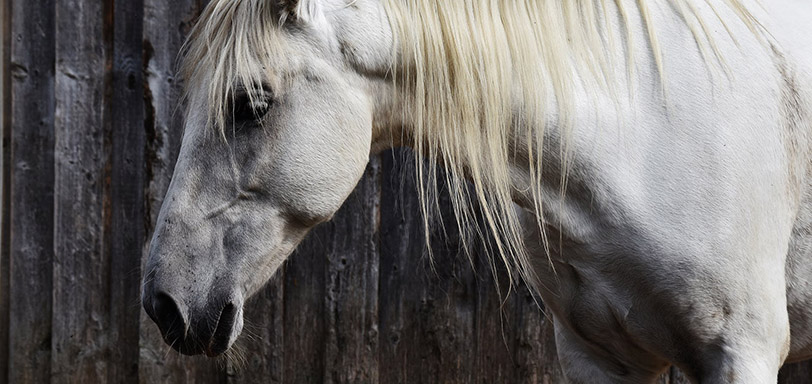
[208, 303, 237, 357]
[152, 292, 187, 346]
[143, 288, 239, 356]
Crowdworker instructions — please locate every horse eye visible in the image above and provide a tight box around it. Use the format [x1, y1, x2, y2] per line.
[232, 94, 271, 124]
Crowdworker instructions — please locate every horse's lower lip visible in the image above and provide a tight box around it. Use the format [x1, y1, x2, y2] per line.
[204, 335, 231, 357]
[166, 337, 228, 357]
[168, 338, 205, 356]
[166, 329, 233, 357]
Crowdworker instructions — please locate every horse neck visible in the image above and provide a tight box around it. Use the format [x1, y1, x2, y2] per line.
[368, 78, 408, 154]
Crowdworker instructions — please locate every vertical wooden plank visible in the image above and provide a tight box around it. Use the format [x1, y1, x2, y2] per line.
[283, 224, 327, 383]
[139, 0, 224, 382]
[141, 0, 199, 236]
[322, 158, 381, 384]
[279, 159, 382, 384]
[51, 0, 110, 380]
[7, 0, 56, 381]
[378, 149, 475, 384]
[472, 252, 517, 383]
[417, 177, 477, 384]
[0, 0, 11, 380]
[378, 150, 422, 384]
[274, 159, 382, 384]
[227, 273, 285, 384]
[110, 0, 145, 382]
[513, 290, 563, 383]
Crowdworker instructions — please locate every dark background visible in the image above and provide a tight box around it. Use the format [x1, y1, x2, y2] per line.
[0, 0, 810, 382]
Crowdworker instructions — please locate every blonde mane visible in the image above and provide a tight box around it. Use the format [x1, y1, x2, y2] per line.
[181, 0, 761, 289]
[385, 0, 760, 288]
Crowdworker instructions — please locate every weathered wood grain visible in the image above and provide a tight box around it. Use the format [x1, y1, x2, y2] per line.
[227, 273, 285, 384]
[379, 151, 478, 384]
[7, 0, 56, 382]
[416, 170, 478, 384]
[282, 223, 327, 383]
[322, 158, 381, 384]
[0, 0, 11, 380]
[513, 288, 564, 384]
[51, 0, 112, 380]
[110, 0, 146, 382]
[473, 243, 517, 384]
[378, 150, 424, 384]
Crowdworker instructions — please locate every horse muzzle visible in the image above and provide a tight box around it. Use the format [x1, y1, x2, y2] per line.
[142, 279, 244, 357]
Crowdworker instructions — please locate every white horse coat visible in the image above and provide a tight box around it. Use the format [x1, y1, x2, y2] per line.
[518, 1, 812, 381]
[141, 0, 812, 382]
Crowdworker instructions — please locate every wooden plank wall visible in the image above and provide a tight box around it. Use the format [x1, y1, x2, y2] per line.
[0, 1, 811, 383]
[0, 0, 10, 381]
[7, 1, 56, 383]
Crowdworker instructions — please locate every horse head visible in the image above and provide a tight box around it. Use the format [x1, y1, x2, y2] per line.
[141, 0, 394, 356]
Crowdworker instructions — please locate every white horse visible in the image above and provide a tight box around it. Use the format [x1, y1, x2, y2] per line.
[141, 0, 812, 382]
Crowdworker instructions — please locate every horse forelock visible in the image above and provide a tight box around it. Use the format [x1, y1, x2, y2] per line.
[180, 0, 299, 135]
